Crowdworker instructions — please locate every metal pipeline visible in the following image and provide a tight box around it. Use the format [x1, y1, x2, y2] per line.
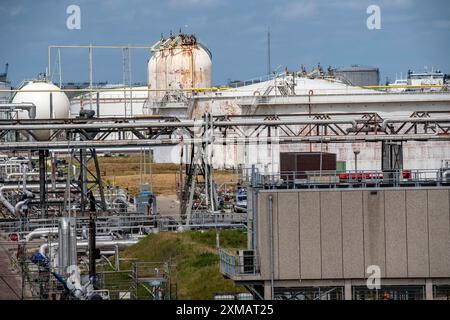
[0, 121, 196, 131]
[0, 188, 15, 213]
[14, 199, 29, 216]
[0, 119, 359, 131]
[39, 239, 138, 257]
[0, 103, 36, 119]
[381, 117, 450, 131]
[6, 172, 43, 179]
[0, 183, 71, 215]
[25, 227, 58, 242]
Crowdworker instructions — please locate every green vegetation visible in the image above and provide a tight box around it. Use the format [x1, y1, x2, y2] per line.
[120, 229, 248, 299]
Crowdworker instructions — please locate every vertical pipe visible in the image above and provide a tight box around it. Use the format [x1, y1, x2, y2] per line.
[22, 164, 27, 193]
[268, 194, 274, 300]
[267, 27, 271, 77]
[89, 45, 93, 111]
[149, 148, 153, 193]
[79, 149, 85, 213]
[128, 47, 133, 117]
[51, 152, 56, 191]
[203, 113, 209, 209]
[58, 48, 62, 88]
[39, 150, 46, 218]
[49, 92, 53, 119]
[251, 164, 257, 251]
[69, 218, 77, 268]
[47, 46, 51, 81]
[89, 213, 96, 286]
[319, 138, 323, 177]
[96, 92, 100, 117]
[208, 114, 215, 212]
[115, 244, 120, 271]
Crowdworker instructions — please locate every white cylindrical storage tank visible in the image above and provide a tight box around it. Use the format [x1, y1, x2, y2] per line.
[236, 293, 253, 300]
[214, 294, 235, 300]
[147, 34, 212, 100]
[12, 81, 70, 141]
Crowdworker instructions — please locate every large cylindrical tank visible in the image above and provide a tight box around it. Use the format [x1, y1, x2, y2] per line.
[333, 65, 379, 86]
[147, 34, 212, 99]
[12, 81, 70, 140]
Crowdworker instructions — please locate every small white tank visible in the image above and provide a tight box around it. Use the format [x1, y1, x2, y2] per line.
[12, 81, 70, 141]
[236, 293, 253, 300]
[214, 294, 235, 300]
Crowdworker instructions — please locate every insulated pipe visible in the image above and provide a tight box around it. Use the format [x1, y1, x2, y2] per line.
[25, 227, 58, 242]
[0, 119, 357, 131]
[0, 189, 15, 213]
[39, 239, 138, 257]
[6, 172, 42, 179]
[14, 199, 29, 216]
[0, 121, 197, 131]
[0, 103, 36, 119]
[381, 117, 450, 131]
[0, 183, 73, 215]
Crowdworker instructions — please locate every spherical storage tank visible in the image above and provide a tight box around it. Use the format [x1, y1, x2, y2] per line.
[12, 81, 70, 141]
[148, 33, 212, 99]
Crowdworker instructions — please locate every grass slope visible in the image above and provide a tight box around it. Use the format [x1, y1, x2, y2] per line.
[120, 229, 247, 299]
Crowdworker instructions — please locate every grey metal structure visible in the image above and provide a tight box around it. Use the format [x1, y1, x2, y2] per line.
[220, 166, 450, 300]
[332, 65, 380, 86]
[1, 111, 450, 219]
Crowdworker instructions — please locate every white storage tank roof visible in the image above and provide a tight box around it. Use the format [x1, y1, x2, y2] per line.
[12, 81, 70, 140]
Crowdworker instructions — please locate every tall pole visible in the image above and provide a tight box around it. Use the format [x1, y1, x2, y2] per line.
[267, 27, 271, 77]
[89, 45, 93, 111]
[39, 150, 47, 218]
[89, 212, 96, 287]
[149, 148, 153, 193]
[58, 48, 62, 88]
[47, 46, 51, 81]
[128, 46, 133, 117]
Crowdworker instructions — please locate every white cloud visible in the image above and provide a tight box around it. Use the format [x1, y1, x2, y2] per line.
[274, 1, 316, 20]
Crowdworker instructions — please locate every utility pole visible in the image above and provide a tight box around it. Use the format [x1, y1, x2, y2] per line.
[267, 27, 271, 77]
[88, 45, 93, 111]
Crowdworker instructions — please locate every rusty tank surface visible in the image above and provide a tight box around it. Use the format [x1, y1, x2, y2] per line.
[147, 33, 212, 101]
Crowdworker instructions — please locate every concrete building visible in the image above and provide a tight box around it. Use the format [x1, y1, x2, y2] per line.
[220, 182, 450, 300]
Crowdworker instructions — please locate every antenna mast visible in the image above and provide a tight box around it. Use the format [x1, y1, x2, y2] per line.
[267, 27, 271, 76]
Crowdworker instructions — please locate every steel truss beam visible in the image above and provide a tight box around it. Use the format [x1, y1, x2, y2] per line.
[0, 111, 449, 151]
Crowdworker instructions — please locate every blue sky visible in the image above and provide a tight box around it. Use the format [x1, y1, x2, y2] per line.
[1, 0, 449, 86]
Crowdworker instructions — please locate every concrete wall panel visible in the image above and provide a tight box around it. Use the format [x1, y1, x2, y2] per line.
[257, 193, 270, 279]
[428, 189, 450, 277]
[256, 187, 450, 282]
[385, 190, 408, 277]
[406, 190, 429, 277]
[277, 192, 300, 279]
[342, 191, 365, 278]
[363, 190, 386, 277]
[299, 192, 322, 279]
[320, 192, 343, 278]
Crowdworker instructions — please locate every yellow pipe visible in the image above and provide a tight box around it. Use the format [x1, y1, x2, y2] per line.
[361, 84, 446, 89]
[0, 87, 231, 93]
